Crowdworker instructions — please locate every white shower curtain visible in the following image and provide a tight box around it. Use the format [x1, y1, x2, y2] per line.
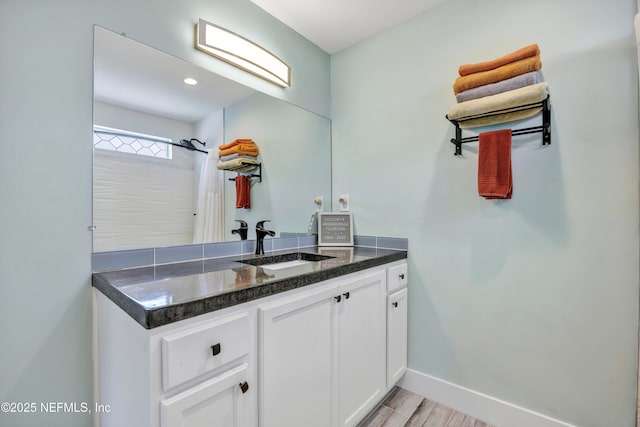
[193, 150, 225, 243]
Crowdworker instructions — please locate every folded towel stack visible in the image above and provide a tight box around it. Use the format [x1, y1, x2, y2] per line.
[448, 44, 548, 128]
[216, 138, 260, 172]
[217, 139, 260, 210]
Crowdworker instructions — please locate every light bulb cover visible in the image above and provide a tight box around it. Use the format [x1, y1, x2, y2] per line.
[195, 18, 291, 88]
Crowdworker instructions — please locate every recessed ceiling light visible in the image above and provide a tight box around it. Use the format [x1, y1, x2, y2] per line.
[183, 77, 198, 86]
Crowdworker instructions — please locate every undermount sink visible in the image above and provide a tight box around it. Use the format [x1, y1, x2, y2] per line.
[258, 259, 312, 271]
[236, 252, 335, 270]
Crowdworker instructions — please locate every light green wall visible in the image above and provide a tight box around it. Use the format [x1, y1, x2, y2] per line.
[331, 0, 638, 426]
[223, 92, 332, 238]
[0, 1, 329, 426]
[3, 0, 638, 425]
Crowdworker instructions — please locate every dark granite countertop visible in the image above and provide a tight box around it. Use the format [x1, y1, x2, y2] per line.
[92, 246, 407, 329]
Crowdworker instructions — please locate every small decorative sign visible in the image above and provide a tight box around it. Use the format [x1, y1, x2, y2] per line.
[317, 212, 353, 247]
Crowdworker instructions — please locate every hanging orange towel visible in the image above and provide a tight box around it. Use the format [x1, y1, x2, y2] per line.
[453, 55, 541, 95]
[235, 175, 251, 209]
[478, 129, 512, 199]
[458, 44, 540, 76]
[218, 138, 254, 151]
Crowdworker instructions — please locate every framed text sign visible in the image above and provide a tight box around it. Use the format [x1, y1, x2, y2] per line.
[317, 212, 353, 247]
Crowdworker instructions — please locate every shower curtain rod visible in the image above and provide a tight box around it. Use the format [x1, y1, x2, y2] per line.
[167, 138, 208, 154]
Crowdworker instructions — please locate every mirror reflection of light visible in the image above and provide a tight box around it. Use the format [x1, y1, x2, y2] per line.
[183, 77, 198, 85]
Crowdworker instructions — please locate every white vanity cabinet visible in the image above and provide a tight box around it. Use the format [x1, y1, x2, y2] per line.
[94, 259, 408, 427]
[258, 269, 387, 427]
[94, 292, 256, 427]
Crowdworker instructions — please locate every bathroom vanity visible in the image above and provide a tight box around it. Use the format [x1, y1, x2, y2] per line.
[93, 246, 408, 427]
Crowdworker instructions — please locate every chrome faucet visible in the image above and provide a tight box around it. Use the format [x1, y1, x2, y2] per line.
[231, 220, 248, 240]
[255, 220, 276, 255]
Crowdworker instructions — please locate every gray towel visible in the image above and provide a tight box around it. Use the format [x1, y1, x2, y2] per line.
[456, 71, 543, 103]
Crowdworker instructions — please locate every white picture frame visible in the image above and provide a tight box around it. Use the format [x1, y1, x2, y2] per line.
[317, 212, 354, 247]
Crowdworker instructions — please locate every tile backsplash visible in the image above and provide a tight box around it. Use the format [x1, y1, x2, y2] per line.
[92, 234, 407, 272]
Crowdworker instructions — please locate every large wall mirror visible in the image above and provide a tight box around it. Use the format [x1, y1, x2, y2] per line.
[92, 26, 332, 253]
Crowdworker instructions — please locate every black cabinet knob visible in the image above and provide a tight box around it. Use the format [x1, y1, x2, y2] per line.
[343, 292, 350, 300]
[334, 295, 342, 303]
[239, 381, 249, 394]
[211, 343, 221, 356]
[399, 274, 405, 280]
[392, 302, 398, 308]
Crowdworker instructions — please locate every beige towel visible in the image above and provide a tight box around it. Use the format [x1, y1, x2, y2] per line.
[458, 107, 542, 129]
[217, 157, 260, 171]
[447, 82, 548, 123]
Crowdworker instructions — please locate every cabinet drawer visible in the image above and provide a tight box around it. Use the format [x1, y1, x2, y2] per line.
[160, 363, 249, 427]
[387, 263, 408, 293]
[162, 312, 249, 391]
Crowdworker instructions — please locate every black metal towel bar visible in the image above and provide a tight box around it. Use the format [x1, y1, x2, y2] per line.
[227, 163, 262, 183]
[446, 96, 551, 156]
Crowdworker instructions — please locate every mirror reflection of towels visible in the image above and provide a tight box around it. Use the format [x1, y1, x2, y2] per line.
[235, 175, 251, 209]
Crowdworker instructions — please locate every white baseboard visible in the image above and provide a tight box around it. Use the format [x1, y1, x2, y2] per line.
[398, 369, 577, 427]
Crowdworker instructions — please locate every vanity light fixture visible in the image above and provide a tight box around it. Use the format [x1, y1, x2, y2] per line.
[183, 77, 198, 85]
[195, 18, 291, 88]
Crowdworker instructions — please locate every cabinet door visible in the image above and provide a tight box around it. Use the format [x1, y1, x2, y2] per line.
[160, 363, 249, 427]
[259, 286, 336, 427]
[335, 270, 387, 427]
[387, 288, 407, 388]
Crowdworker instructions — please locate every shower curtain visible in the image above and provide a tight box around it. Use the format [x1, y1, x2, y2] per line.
[193, 150, 225, 243]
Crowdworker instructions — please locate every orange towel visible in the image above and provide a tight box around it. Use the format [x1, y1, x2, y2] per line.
[235, 175, 251, 209]
[453, 56, 541, 95]
[220, 144, 260, 157]
[218, 138, 254, 151]
[458, 44, 540, 76]
[478, 130, 512, 199]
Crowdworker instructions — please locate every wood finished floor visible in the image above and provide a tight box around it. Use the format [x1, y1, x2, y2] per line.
[357, 387, 495, 427]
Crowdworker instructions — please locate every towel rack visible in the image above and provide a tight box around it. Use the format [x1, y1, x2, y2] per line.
[446, 95, 551, 156]
[227, 163, 262, 183]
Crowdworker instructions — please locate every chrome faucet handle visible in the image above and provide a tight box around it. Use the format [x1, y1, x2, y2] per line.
[235, 220, 248, 229]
